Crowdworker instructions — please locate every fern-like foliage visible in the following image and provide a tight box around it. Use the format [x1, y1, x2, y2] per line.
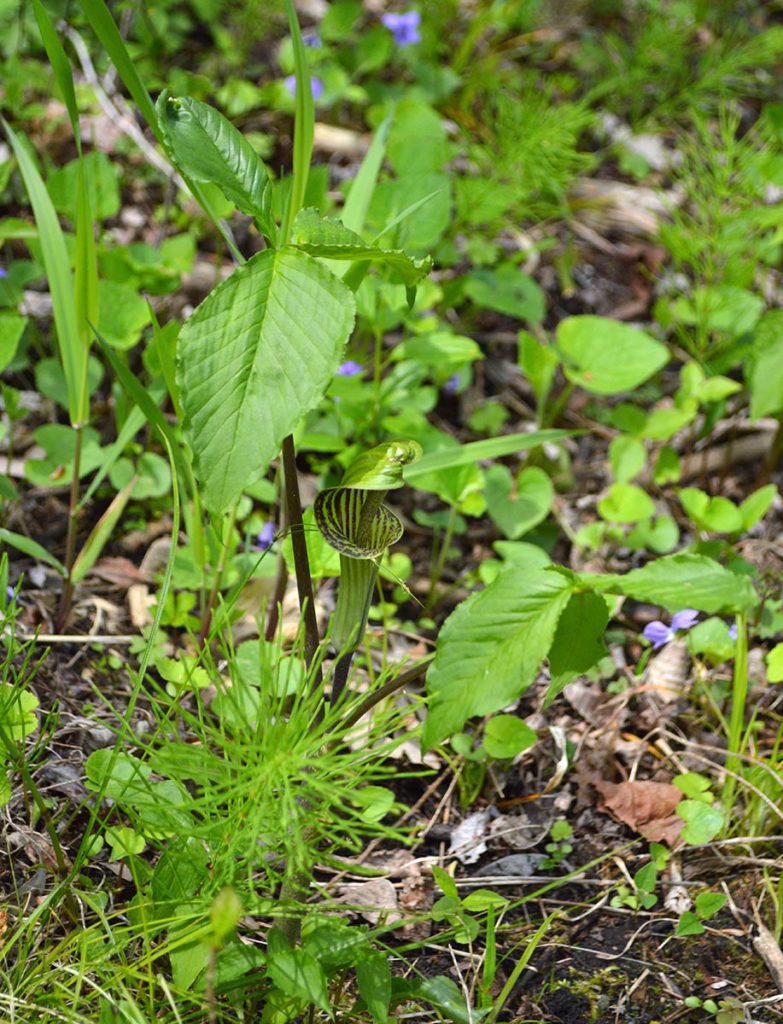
[466, 83, 596, 224]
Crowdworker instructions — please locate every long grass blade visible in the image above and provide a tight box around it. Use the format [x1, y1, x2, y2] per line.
[404, 429, 577, 479]
[341, 112, 392, 235]
[281, 0, 314, 241]
[92, 327, 190, 493]
[0, 529, 67, 577]
[32, 0, 81, 149]
[71, 476, 137, 583]
[77, 0, 243, 262]
[3, 120, 85, 427]
[77, 0, 160, 141]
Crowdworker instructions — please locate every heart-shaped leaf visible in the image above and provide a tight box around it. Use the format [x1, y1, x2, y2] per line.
[484, 465, 553, 539]
[557, 316, 668, 395]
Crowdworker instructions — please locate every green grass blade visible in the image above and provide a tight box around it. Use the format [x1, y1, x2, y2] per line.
[341, 112, 392, 235]
[0, 529, 67, 577]
[73, 163, 98, 423]
[281, 0, 314, 242]
[77, 0, 242, 261]
[372, 188, 442, 245]
[148, 304, 181, 418]
[71, 476, 136, 583]
[92, 327, 190, 493]
[78, 387, 165, 508]
[33, 0, 81, 149]
[3, 120, 85, 427]
[77, 0, 161, 142]
[404, 429, 577, 480]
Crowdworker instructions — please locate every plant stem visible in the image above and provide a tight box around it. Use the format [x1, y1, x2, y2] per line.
[198, 503, 238, 644]
[55, 423, 83, 631]
[425, 502, 458, 615]
[761, 414, 783, 484]
[339, 656, 433, 732]
[722, 613, 748, 819]
[265, 462, 288, 641]
[281, 434, 322, 681]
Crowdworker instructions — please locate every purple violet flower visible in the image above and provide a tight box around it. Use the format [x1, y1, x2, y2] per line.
[0, 267, 7, 279]
[381, 10, 421, 46]
[728, 623, 738, 641]
[284, 75, 324, 101]
[643, 608, 699, 650]
[442, 373, 460, 395]
[336, 359, 363, 377]
[257, 522, 276, 551]
[303, 31, 322, 47]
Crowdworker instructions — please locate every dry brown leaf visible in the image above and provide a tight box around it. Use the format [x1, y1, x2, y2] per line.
[337, 878, 400, 925]
[595, 779, 684, 845]
[127, 584, 154, 629]
[644, 639, 690, 703]
[488, 803, 553, 852]
[88, 557, 150, 587]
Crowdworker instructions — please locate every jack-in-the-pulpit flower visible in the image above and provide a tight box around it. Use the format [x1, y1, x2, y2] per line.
[381, 10, 421, 46]
[643, 608, 699, 650]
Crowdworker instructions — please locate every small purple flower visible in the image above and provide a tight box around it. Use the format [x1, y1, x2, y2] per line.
[6, 585, 15, 602]
[257, 522, 276, 551]
[336, 359, 363, 377]
[643, 608, 699, 650]
[381, 10, 421, 46]
[284, 75, 324, 101]
[442, 373, 460, 395]
[0, 267, 7, 278]
[303, 31, 321, 47]
[728, 623, 738, 641]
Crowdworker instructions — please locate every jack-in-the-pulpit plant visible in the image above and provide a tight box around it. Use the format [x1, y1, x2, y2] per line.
[315, 441, 421, 702]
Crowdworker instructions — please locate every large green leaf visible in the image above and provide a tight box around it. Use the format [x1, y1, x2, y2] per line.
[590, 554, 757, 614]
[545, 590, 609, 704]
[292, 208, 432, 287]
[178, 249, 355, 512]
[557, 316, 669, 395]
[748, 310, 783, 418]
[422, 568, 574, 749]
[158, 93, 275, 242]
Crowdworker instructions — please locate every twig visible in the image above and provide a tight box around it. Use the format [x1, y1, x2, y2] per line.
[64, 26, 184, 186]
[340, 657, 432, 732]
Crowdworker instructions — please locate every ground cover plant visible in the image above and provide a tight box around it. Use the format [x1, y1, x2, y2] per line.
[1, 0, 783, 1021]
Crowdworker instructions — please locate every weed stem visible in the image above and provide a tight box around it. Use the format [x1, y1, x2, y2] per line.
[56, 423, 83, 631]
[282, 434, 322, 682]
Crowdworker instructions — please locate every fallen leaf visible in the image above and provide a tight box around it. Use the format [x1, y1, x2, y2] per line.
[645, 639, 691, 703]
[595, 779, 683, 845]
[337, 878, 400, 925]
[88, 557, 150, 587]
[448, 808, 495, 864]
[487, 802, 553, 852]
